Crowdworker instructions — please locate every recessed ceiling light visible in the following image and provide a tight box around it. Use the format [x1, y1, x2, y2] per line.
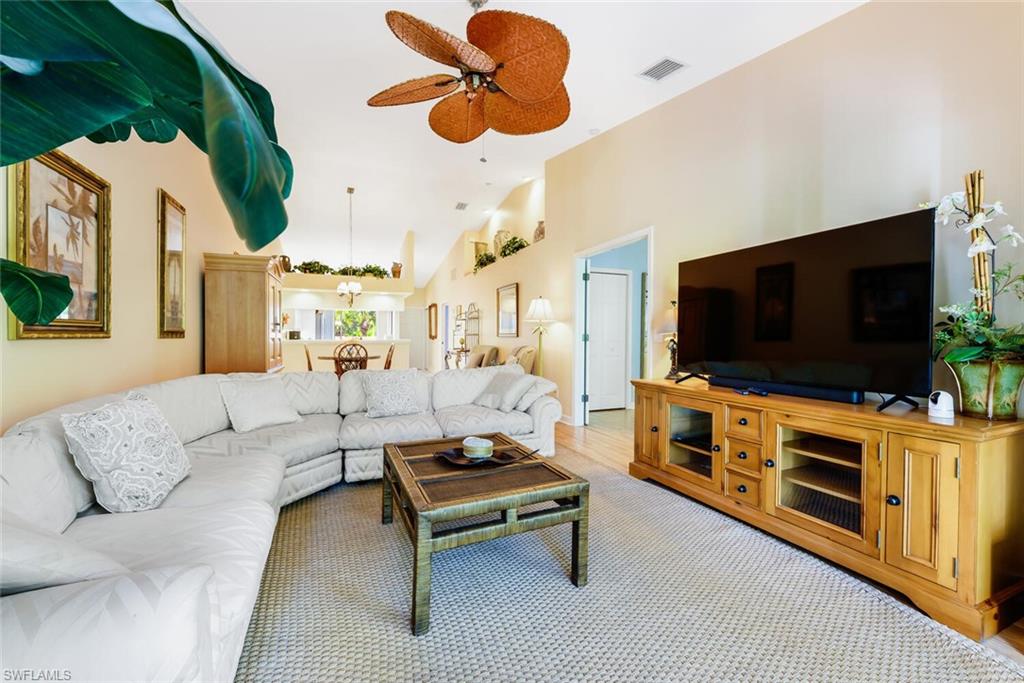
[587, 128, 601, 136]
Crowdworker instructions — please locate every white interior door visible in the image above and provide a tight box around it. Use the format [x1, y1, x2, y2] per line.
[588, 270, 629, 410]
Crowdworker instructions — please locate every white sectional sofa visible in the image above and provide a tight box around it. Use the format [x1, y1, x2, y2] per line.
[0, 365, 560, 682]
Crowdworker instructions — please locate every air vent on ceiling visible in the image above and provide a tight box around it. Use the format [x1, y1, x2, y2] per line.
[454, 202, 469, 211]
[638, 58, 686, 82]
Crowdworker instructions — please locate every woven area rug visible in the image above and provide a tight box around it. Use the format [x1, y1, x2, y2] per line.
[235, 452, 1024, 682]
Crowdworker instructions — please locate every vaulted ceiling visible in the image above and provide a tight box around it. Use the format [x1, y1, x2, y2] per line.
[184, 1, 862, 285]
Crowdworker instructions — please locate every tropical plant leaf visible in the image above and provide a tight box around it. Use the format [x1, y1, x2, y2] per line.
[0, 0, 293, 251]
[0, 258, 74, 325]
[943, 346, 986, 363]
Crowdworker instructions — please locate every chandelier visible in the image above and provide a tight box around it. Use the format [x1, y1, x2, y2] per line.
[337, 186, 362, 307]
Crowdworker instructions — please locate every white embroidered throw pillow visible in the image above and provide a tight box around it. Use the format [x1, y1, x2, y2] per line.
[219, 377, 301, 433]
[362, 370, 421, 418]
[61, 392, 191, 513]
[514, 377, 559, 412]
[475, 372, 536, 412]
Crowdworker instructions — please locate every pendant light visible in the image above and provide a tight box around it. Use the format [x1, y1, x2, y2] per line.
[336, 186, 362, 307]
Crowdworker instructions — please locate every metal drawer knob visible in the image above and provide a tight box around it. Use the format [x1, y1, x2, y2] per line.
[886, 495, 902, 506]
[737, 484, 748, 493]
[764, 459, 775, 468]
[712, 444, 721, 452]
[650, 425, 658, 433]
[738, 451, 748, 460]
[738, 417, 749, 426]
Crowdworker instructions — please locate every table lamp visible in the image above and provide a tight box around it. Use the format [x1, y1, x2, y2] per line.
[525, 296, 554, 376]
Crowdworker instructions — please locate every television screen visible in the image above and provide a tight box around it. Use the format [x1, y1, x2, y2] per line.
[677, 209, 935, 398]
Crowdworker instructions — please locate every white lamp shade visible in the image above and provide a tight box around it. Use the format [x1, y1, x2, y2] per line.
[525, 297, 554, 323]
[349, 281, 362, 294]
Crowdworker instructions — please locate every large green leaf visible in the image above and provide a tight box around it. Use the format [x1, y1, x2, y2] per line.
[0, 0, 292, 251]
[0, 258, 74, 325]
[943, 346, 986, 363]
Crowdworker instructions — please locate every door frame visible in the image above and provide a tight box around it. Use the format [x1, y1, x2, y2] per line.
[571, 226, 654, 426]
[588, 267, 634, 411]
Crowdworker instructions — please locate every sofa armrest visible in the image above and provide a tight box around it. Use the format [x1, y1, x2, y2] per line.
[526, 395, 561, 456]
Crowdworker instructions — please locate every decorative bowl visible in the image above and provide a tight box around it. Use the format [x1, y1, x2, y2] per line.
[461, 437, 493, 459]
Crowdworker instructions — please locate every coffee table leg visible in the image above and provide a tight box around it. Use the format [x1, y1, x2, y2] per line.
[411, 515, 433, 635]
[381, 463, 393, 525]
[571, 491, 589, 587]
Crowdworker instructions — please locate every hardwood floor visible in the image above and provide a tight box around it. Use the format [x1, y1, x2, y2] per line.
[555, 412, 1024, 666]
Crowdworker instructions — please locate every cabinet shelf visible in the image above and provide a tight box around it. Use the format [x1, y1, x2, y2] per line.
[670, 436, 712, 456]
[785, 485, 862, 534]
[782, 437, 862, 469]
[782, 464, 861, 503]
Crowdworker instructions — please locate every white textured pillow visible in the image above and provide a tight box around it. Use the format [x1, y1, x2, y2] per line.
[0, 564, 217, 682]
[362, 369, 421, 418]
[475, 373, 536, 412]
[1, 512, 126, 595]
[515, 377, 559, 412]
[220, 377, 301, 433]
[1, 432, 77, 534]
[61, 392, 191, 513]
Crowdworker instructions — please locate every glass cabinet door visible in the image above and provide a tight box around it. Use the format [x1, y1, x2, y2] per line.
[766, 417, 881, 558]
[662, 396, 723, 492]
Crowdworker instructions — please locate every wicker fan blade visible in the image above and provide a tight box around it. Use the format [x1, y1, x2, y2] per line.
[368, 75, 461, 107]
[467, 10, 569, 103]
[429, 90, 487, 143]
[485, 83, 569, 135]
[386, 11, 496, 73]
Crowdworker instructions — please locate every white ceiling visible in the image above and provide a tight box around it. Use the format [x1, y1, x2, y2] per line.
[184, 1, 863, 286]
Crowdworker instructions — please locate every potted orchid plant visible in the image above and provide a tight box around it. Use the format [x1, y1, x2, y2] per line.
[931, 191, 1024, 420]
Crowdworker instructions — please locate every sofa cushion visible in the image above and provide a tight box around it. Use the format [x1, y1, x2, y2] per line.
[61, 392, 191, 513]
[514, 376, 559, 412]
[161, 452, 285, 509]
[339, 369, 431, 416]
[280, 371, 339, 414]
[137, 374, 230, 444]
[362, 369, 422, 418]
[65, 499, 277, 655]
[433, 404, 534, 438]
[432, 365, 524, 411]
[0, 564, 217, 683]
[0, 432, 77, 534]
[1, 512, 126, 596]
[220, 377, 301, 433]
[185, 414, 341, 467]
[339, 412, 442, 450]
[474, 372, 535, 412]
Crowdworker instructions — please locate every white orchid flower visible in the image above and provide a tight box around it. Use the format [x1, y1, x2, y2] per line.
[1002, 224, 1023, 247]
[935, 194, 957, 225]
[967, 234, 997, 258]
[963, 211, 992, 233]
[985, 200, 1007, 216]
[939, 303, 969, 317]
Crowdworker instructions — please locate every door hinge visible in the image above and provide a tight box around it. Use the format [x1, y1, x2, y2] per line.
[581, 394, 589, 403]
[876, 530, 881, 548]
[582, 333, 590, 343]
[954, 457, 960, 479]
[582, 272, 590, 282]
[952, 557, 959, 579]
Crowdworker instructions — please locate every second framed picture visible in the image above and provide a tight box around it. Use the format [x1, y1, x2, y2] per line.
[496, 283, 519, 337]
[157, 189, 186, 338]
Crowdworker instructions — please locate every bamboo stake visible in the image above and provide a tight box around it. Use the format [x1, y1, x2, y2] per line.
[965, 169, 993, 315]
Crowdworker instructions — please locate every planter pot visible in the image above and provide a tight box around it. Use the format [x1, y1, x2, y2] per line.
[946, 359, 1024, 420]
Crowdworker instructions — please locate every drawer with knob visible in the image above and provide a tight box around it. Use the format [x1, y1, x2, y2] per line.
[726, 405, 763, 442]
[726, 439, 762, 475]
[724, 469, 761, 509]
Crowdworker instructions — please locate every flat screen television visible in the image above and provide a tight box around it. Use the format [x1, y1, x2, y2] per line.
[676, 209, 935, 405]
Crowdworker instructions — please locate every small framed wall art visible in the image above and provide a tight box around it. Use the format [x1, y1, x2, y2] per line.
[7, 151, 111, 339]
[427, 303, 438, 340]
[496, 282, 519, 337]
[157, 189, 186, 338]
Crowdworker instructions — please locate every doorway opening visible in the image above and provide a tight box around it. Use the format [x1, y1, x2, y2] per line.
[573, 229, 653, 427]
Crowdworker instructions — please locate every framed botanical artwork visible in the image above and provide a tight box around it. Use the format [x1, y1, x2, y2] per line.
[157, 189, 186, 338]
[754, 262, 793, 342]
[7, 151, 111, 339]
[427, 303, 438, 340]
[496, 282, 519, 337]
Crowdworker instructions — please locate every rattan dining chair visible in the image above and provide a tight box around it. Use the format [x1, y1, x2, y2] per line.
[383, 344, 395, 370]
[333, 342, 369, 377]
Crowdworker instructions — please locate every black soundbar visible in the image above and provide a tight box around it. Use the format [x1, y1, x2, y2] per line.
[708, 376, 865, 405]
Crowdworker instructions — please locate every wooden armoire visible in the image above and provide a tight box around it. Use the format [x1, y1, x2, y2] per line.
[203, 253, 284, 373]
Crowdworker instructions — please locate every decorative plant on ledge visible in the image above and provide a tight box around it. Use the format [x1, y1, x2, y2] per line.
[0, 0, 293, 324]
[474, 251, 496, 273]
[293, 261, 392, 278]
[499, 235, 530, 258]
[929, 171, 1024, 420]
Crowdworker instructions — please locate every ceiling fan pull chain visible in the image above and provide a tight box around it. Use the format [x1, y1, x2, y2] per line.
[480, 133, 487, 163]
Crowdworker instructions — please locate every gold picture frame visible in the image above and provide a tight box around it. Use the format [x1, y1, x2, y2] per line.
[7, 151, 111, 339]
[427, 303, 438, 340]
[496, 282, 519, 337]
[157, 189, 186, 338]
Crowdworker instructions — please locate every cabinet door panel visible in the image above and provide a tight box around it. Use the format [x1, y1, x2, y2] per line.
[634, 389, 661, 467]
[662, 396, 723, 493]
[885, 435, 959, 590]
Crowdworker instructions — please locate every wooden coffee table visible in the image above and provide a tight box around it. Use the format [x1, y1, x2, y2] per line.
[382, 433, 590, 635]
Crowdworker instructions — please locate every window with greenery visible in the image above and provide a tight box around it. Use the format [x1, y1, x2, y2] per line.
[335, 310, 376, 338]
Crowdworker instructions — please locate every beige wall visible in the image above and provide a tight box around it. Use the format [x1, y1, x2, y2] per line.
[427, 1, 1024, 420]
[1, 136, 281, 429]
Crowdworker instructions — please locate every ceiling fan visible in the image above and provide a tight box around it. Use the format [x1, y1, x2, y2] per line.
[368, 4, 570, 143]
